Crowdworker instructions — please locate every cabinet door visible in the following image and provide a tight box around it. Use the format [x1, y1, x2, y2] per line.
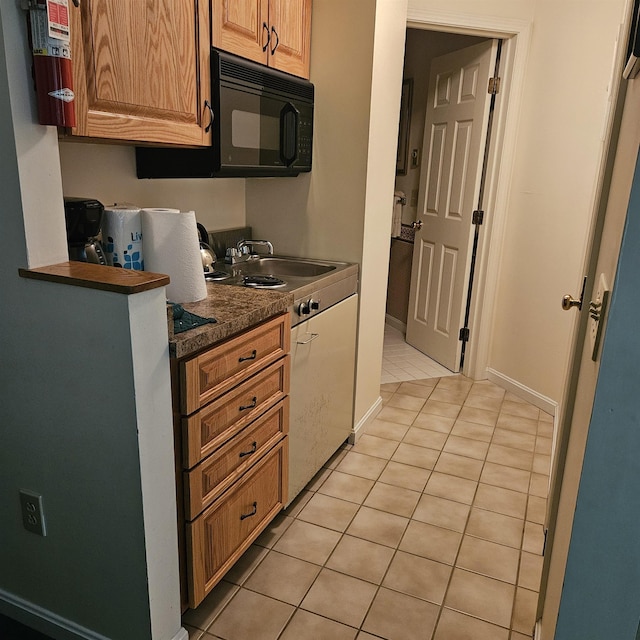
[212, 0, 269, 65]
[268, 0, 311, 78]
[69, 0, 211, 145]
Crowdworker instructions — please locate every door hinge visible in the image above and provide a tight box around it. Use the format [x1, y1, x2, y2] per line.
[459, 327, 470, 342]
[488, 76, 501, 95]
[472, 210, 484, 225]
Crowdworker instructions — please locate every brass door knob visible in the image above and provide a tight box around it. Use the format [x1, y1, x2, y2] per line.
[562, 294, 582, 311]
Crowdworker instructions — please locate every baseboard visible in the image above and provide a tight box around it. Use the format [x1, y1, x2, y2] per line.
[349, 396, 383, 444]
[486, 368, 558, 416]
[0, 590, 187, 640]
[384, 314, 406, 334]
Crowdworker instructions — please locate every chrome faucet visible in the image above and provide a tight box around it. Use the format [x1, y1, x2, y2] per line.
[225, 239, 274, 264]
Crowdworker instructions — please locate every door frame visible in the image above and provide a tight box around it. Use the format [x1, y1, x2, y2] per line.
[405, 10, 532, 382]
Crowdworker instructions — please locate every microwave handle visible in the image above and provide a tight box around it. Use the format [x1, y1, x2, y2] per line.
[280, 102, 299, 167]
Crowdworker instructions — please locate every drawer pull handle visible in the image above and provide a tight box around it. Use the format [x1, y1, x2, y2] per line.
[239, 396, 258, 411]
[239, 350, 257, 362]
[239, 441, 258, 458]
[240, 501, 258, 520]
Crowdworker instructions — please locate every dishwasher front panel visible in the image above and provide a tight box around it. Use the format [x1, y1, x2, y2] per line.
[287, 294, 358, 505]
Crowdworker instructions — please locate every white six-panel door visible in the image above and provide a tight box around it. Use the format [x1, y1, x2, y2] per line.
[406, 40, 497, 371]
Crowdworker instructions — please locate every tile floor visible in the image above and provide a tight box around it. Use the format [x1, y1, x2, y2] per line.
[183, 375, 551, 640]
[381, 324, 455, 384]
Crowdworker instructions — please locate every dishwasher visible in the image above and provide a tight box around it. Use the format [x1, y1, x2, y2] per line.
[288, 291, 358, 505]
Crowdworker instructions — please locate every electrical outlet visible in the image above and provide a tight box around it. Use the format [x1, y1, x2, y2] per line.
[19, 490, 46, 536]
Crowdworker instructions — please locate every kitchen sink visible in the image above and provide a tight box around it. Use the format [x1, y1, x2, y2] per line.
[239, 257, 337, 278]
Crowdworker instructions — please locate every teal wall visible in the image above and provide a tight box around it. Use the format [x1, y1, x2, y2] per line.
[556, 149, 640, 638]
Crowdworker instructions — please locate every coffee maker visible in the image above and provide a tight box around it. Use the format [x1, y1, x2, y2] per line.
[64, 197, 107, 265]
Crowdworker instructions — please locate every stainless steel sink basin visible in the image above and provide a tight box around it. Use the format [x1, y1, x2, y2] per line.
[239, 257, 337, 278]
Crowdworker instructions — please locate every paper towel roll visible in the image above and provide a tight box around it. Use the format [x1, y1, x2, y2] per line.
[102, 204, 143, 270]
[141, 208, 207, 303]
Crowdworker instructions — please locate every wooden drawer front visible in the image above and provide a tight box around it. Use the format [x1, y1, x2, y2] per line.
[181, 313, 291, 414]
[183, 356, 290, 468]
[187, 439, 288, 608]
[184, 399, 289, 520]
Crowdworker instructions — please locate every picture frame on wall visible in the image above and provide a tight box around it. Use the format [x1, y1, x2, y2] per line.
[396, 78, 413, 175]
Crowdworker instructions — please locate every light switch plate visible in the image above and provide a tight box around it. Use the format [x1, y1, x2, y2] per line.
[590, 273, 610, 362]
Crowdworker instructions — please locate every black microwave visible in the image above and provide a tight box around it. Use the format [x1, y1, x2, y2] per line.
[136, 48, 314, 178]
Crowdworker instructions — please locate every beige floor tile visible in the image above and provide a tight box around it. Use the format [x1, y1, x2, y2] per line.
[522, 521, 545, 555]
[537, 421, 554, 438]
[317, 470, 375, 504]
[535, 435, 552, 455]
[533, 453, 551, 476]
[306, 466, 332, 491]
[504, 392, 527, 404]
[283, 489, 313, 517]
[300, 568, 377, 628]
[486, 444, 534, 471]
[437, 376, 473, 392]
[380, 390, 393, 404]
[297, 493, 359, 532]
[480, 462, 530, 494]
[386, 393, 428, 412]
[421, 399, 462, 419]
[410, 377, 440, 388]
[208, 589, 294, 640]
[434, 451, 484, 481]
[364, 418, 410, 442]
[497, 413, 538, 436]
[326, 534, 395, 584]
[356, 633, 381, 640]
[528, 473, 550, 498]
[255, 514, 294, 549]
[518, 551, 543, 591]
[243, 551, 321, 605]
[412, 412, 456, 433]
[433, 608, 510, 640]
[223, 545, 268, 585]
[445, 568, 515, 628]
[492, 428, 536, 452]
[399, 520, 462, 565]
[413, 494, 471, 533]
[443, 434, 490, 460]
[279, 609, 358, 640]
[501, 400, 540, 420]
[335, 451, 387, 480]
[466, 507, 524, 548]
[424, 472, 478, 505]
[391, 442, 440, 469]
[376, 405, 420, 426]
[526, 495, 547, 524]
[397, 381, 437, 398]
[450, 420, 495, 443]
[429, 387, 471, 405]
[362, 587, 439, 640]
[378, 460, 431, 492]
[457, 406, 499, 427]
[468, 380, 506, 399]
[512, 587, 538, 635]
[352, 434, 400, 459]
[324, 446, 350, 470]
[456, 536, 520, 584]
[273, 519, 341, 565]
[402, 426, 448, 450]
[464, 393, 504, 413]
[363, 482, 420, 517]
[383, 550, 452, 604]
[182, 580, 239, 631]
[346, 506, 409, 547]
[183, 624, 205, 640]
[381, 382, 401, 393]
[473, 483, 528, 519]
[510, 633, 533, 640]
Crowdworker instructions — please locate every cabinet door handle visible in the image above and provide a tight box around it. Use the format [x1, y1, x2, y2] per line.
[238, 349, 257, 362]
[270, 26, 279, 55]
[262, 22, 270, 52]
[239, 441, 258, 458]
[239, 396, 257, 411]
[204, 100, 214, 133]
[240, 501, 258, 520]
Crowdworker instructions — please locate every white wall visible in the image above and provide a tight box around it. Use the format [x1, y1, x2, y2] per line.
[59, 142, 246, 232]
[0, 4, 184, 639]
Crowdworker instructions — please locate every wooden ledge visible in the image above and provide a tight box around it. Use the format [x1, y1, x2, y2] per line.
[19, 261, 170, 294]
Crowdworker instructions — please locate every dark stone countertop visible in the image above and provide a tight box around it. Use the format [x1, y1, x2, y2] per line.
[168, 282, 293, 359]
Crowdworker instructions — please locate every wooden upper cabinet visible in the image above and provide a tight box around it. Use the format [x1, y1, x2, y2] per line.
[69, 0, 211, 146]
[212, 0, 311, 79]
